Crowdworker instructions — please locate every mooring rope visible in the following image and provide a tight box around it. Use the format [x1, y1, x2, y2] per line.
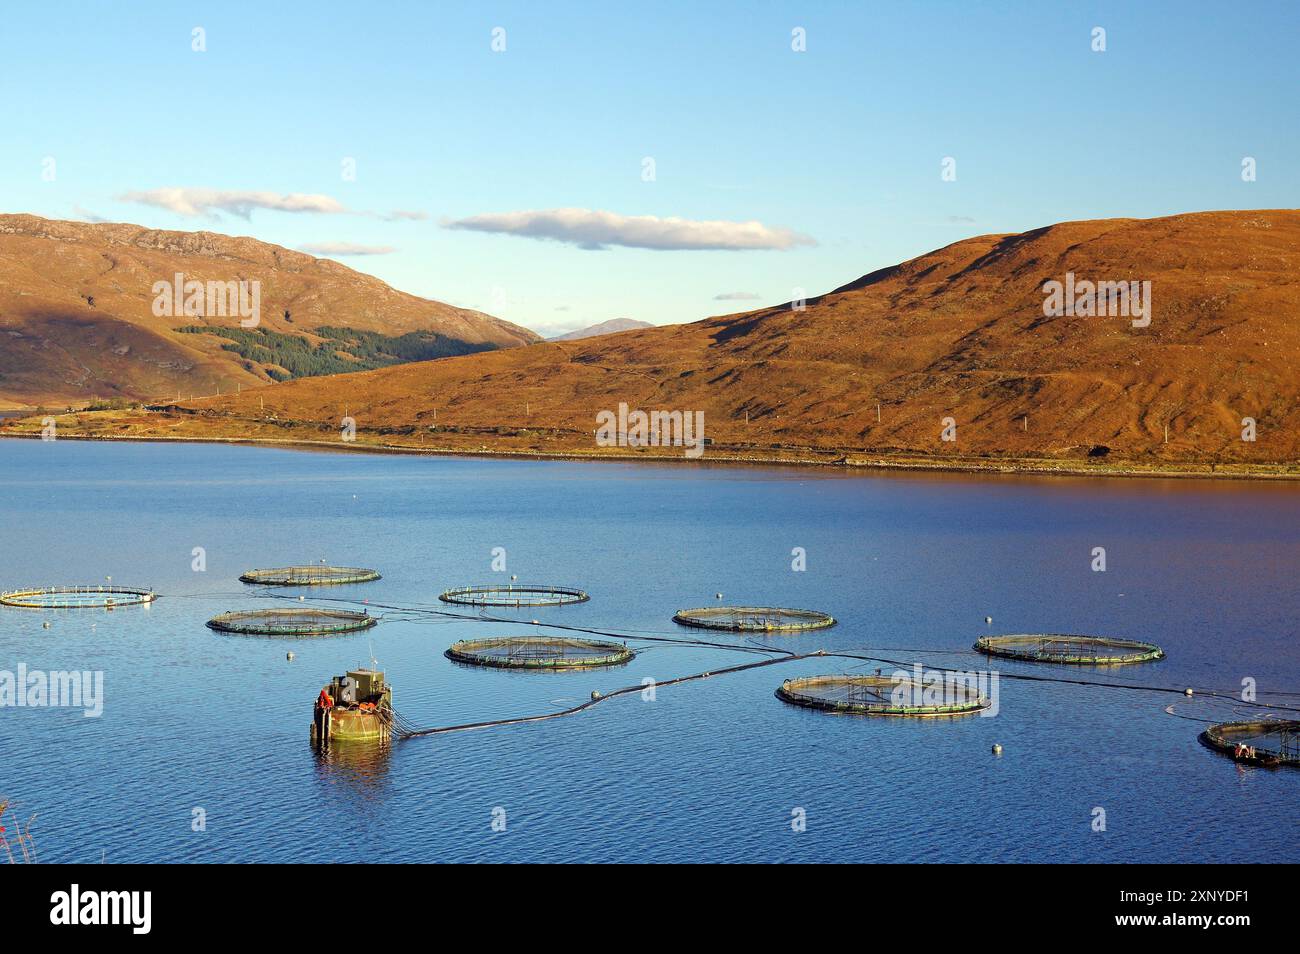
[210, 589, 1300, 728]
[824, 650, 1300, 714]
[257, 590, 795, 657]
[391, 650, 825, 740]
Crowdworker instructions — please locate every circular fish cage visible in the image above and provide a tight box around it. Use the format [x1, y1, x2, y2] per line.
[0, 585, 156, 609]
[673, 605, 836, 633]
[1200, 720, 1300, 768]
[438, 584, 589, 607]
[206, 608, 376, 637]
[239, 565, 381, 586]
[776, 673, 989, 717]
[974, 634, 1164, 665]
[446, 636, 633, 670]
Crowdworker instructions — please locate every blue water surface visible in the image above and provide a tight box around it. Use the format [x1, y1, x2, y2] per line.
[1, 439, 1296, 863]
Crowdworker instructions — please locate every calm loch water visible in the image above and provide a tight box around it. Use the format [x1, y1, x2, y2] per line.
[1, 438, 1297, 863]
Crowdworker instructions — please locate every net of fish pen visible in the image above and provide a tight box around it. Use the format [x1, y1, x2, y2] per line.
[974, 634, 1163, 665]
[446, 636, 633, 669]
[777, 673, 989, 716]
[1200, 720, 1300, 768]
[206, 608, 376, 637]
[239, 565, 381, 586]
[0, 585, 156, 609]
[672, 605, 836, 632]
[439, 584, 589, 607]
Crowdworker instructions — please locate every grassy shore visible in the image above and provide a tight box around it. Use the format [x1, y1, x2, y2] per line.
[3, 407, 1298, 481]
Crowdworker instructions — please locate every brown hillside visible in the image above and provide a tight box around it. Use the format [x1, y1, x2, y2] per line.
[16, 210, 1300, 471]
[0, 214, 538, 406]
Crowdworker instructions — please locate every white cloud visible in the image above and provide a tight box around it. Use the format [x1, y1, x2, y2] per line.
[714, 291, 762, 301]
[118, 187, 346, 219]
[382, 209, 429, 221]
[299, 242, 396, 257]
[444, 208, 815, 251]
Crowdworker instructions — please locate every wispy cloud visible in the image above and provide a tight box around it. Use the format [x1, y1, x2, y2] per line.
[381, 209, 429, 221]
[118, 187, 346, 219]
[714, 291, 762, 301]
[299, 242, 396, 257]
[444, 208, 816, 251]
[72, 205, 110, 224]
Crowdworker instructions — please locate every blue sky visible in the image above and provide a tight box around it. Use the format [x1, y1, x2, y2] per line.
[2, 1, 1296, 336]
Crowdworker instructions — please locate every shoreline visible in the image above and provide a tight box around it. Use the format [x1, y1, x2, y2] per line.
[3, 430, 1297, 483]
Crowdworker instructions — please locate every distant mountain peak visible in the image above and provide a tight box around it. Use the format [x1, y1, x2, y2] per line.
[548, 317, 654, 341]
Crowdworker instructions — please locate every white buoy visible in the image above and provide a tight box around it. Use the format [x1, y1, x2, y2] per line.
[1184, 688, 1194, 697]
[991, 743, 1003, 755]
[286, 651, 295, 661]
[985, 616, 992, 625]
[590, 690, 602, 700]
[511, 574, 518, 581]
[42, 621, 51, 629]
[716, 592, 723, 599]
[299, 595, 305, 602]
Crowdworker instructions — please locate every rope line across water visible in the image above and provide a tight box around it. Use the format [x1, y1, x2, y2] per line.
[186, 590, 1300, 731]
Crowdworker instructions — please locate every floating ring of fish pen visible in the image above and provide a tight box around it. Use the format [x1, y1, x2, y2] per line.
[239, 565, 381, 586]
[1199, 720, 1300, 768]
[438, 584, 590, 607]
[776, 674, 990, 717]
[0, 585, 156, 609]
[446, 636, 634, 670]
[672, 605, 836, 632]
[974, 634, 1164, 665]
[206, 608, 377, 637]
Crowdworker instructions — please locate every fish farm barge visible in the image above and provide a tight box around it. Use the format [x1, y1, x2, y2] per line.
[312, 669, 393, 744]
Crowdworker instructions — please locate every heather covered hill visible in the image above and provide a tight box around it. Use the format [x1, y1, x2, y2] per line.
[0, 214, 538, 406]
[16, 210, 1300, 471]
